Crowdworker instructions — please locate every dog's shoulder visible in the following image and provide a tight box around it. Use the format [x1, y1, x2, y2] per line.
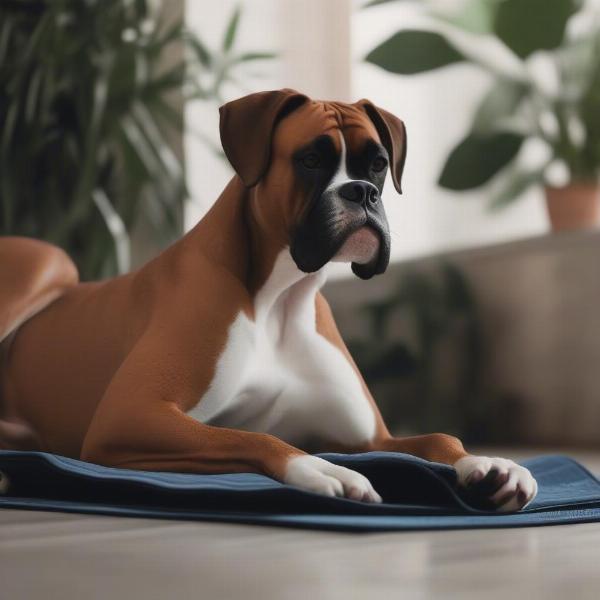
[139, 249, 254, 334]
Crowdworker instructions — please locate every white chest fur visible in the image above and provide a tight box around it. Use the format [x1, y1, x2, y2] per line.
[189, 250, 376, 450]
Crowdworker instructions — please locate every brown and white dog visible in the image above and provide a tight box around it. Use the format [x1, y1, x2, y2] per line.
[0, 89, 537, 510]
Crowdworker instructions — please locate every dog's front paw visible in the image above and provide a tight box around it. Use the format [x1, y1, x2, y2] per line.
[284, 455, 382, 503]
[454, 456, 538, 512]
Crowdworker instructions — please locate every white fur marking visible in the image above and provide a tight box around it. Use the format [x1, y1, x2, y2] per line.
[284, 455, 382, 502]
[189, 250, 377, 450]
[326, 132, 373, 193]
[327, 133, 380, 264]
[326, 133, 352, 191]
[454, 456, 538, 512]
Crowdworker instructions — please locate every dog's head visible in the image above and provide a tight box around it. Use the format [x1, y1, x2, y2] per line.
[219, 89, 407, 279]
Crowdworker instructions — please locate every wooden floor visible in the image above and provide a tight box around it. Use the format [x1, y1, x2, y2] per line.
[1, 449, 600, 600]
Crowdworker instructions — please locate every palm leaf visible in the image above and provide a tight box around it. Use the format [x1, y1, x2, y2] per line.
[0, 0, 273, 279]
[93, 188, 131, 274]
[222, 5, 241, 52]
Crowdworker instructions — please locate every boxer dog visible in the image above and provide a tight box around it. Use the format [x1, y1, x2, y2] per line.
[0, 89, 537, 510]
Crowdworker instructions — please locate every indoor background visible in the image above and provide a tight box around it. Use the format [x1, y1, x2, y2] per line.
[2, 0, 600, 448]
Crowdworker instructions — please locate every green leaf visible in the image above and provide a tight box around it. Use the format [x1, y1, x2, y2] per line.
[579, 36, 600, 175]
[0, 0, 271, 279]
[187, 33, 212, 67]
[222, 5, 241, 52]
[21, 10, 52, 64]
[144, 61, 186, 94]
[556, 31, 598, 107]
[488, 168, 543, 211]
[433, 0, 501, 35]
[366, 30, 464, 75]
[472, 79, 527, 135]
[0, 17, 15, 64]
[1, 102, 20, 155]
[363, 0, 411, 6]
[493, 0, 581, 59]
[120, 116, 163, 185]
[234, 51, 277, 63]
[92, 188, 131, 274]
[25, 68, 43, 124]
[152, 19, 184, 49]
[132, 102, 182, 182]
[146, 95, 183, 131]
[438, 132, 525, 190]
[133, 0, 150, 21]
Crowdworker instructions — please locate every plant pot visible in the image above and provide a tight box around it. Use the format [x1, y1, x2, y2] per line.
[545, 183, 600, 232]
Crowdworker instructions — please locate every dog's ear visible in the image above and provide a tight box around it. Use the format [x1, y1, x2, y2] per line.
[219, 89, 308, 187]
[356, 100, 407, 194]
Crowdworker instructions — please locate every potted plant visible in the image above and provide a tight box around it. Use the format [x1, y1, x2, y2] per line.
[365, 0, 600, 231]
[0, 1, 274, 279]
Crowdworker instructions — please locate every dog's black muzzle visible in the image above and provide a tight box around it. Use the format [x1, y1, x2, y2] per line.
[290, 181, 391, 280]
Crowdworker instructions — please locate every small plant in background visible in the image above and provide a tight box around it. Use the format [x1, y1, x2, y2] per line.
[186, 6, 276, 105]
[183, 5, 276, 161]
[348, 263, 516, 442]
[0, 0, 275, 280]
[365, 0, 600, 229]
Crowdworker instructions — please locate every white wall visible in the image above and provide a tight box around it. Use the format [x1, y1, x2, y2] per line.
[185, 0, 549, 273]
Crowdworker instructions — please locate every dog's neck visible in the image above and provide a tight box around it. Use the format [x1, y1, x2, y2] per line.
[253, 249, 327, 327]
[181, 176, 325, 303]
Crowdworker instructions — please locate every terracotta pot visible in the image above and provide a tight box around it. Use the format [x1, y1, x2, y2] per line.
[545, 183, 600, 232]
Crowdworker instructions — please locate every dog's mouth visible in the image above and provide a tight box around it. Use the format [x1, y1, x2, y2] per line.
[290, 206, 391, 279]
[346, 218, 390, 280]
[332, 225, 380, 265]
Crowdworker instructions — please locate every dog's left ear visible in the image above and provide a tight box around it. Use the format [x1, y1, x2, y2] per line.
[219, 89, 308, 187]
[356, 100, 407, 194]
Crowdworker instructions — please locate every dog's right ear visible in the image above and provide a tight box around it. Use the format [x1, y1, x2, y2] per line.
[219, 89, 308, 188]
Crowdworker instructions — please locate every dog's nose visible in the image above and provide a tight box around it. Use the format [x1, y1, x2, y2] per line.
[338, 181, 379, 205]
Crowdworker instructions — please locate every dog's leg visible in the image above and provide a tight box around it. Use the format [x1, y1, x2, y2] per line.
[0, 237, 78, 343]
[315, 293, 537, 511]
[80, 335, 381, 503]
[82, 405, 380, 502]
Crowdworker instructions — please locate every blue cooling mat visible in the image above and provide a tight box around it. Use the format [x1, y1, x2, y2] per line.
[1, 450, 599, 532]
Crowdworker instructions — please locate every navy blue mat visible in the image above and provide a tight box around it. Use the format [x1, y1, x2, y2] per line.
[1, 450, 599, 532]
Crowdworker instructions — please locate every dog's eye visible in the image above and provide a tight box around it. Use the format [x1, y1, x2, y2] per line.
[302, 153, 320, 169]
[372, 156, 387, 173]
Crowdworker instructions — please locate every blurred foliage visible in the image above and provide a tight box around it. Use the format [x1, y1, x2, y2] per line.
[185, 6, 275, 104]
[348, 263, 517, 442]
[0, 0, 274, 280]
[365, 0, 600, 209]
